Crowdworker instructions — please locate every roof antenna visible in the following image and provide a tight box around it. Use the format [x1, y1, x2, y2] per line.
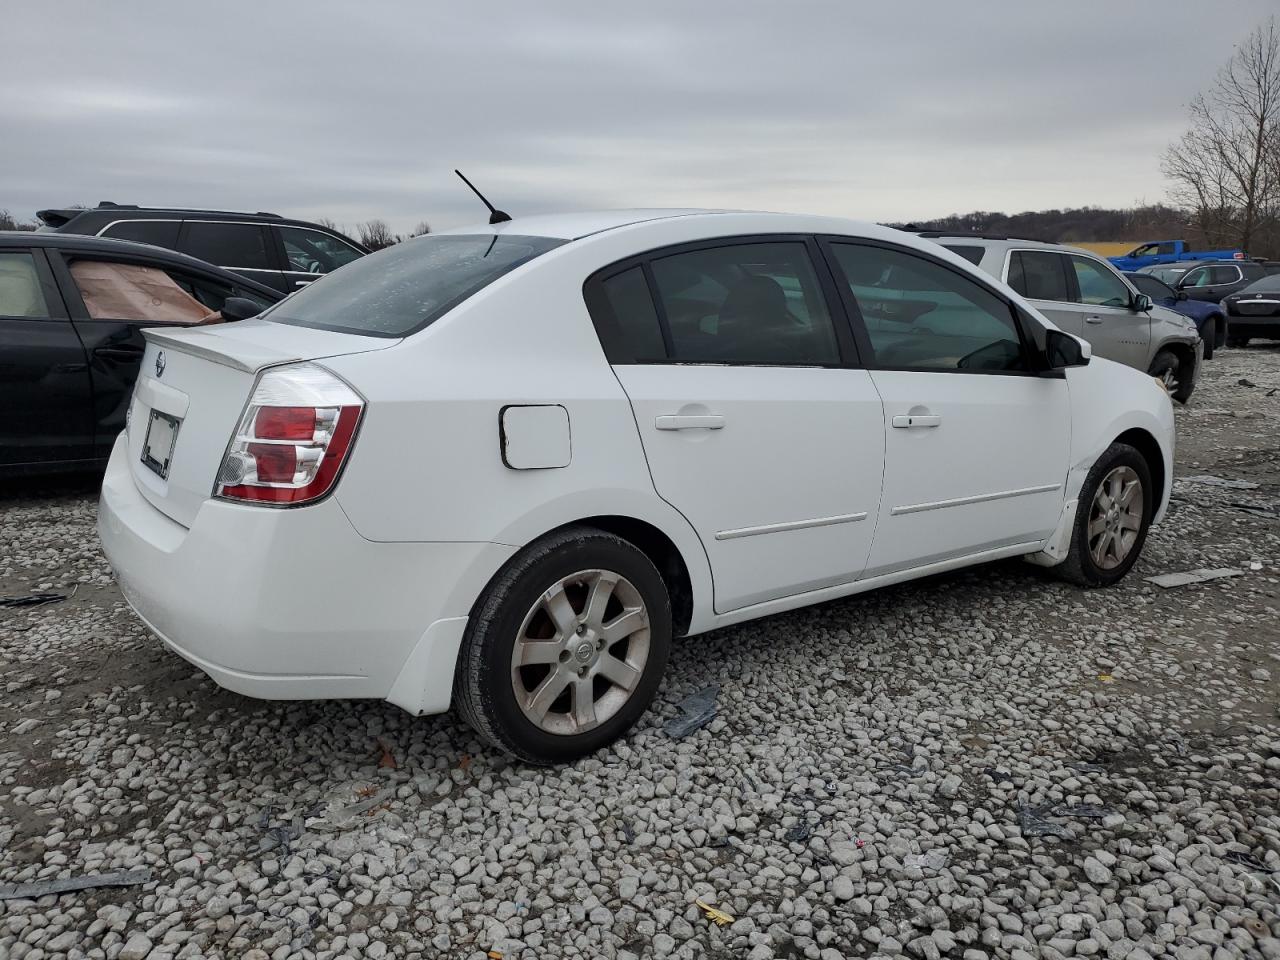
[455, 169, 512, 224]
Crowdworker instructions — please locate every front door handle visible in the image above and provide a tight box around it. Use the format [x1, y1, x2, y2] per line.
[656, 414, 725, 431]
[891, 414, 941, 429]
[1084, 316, 1104, 325]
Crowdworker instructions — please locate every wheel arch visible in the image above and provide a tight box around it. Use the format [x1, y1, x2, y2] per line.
[1113, 427, 1166, 518]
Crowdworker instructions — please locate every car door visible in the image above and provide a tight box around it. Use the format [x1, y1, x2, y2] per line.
[47, 250, 258, 458]
[584, 237, 885, 613]
[1179, 263, 1242, 303]
[178, 220, 287, 292]
[0, 247, 95, 468]
[272, 225, 366, 292]
[823, 239, 1070, 577]
[1062, 254, 1151, 369]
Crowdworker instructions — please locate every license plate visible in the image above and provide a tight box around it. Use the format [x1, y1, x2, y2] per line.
[141, 410, 181, 479]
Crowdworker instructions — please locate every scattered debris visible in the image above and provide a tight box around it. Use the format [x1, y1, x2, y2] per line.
[1238, 378, 1257, 387]
[458, 754, 472, 771]
[0, 593, 67, 608]
[487, 951, 504, 960]
[1145, 568, 1245, 589]
[1229, 501, 1280, 520]
[694, 898, 734, 926]
[1098, 674, 1114, 683]
[784, 822, 813, 844]
[11, 718, 41, 735]
[1251, 560, 1265, 571]
[1178, 474, 1259, 489]
[1052, 803, 1114, 820]
[1068, 761, 1107, 773]
[258, 809, 304, 854]
[1224, 851, 1274, 873]
[0, 868, 152, 901]
[983, 767, 1014, 784]
[377, 738, 397, 770]
[1018, 805, 1071, 838]
[664, 684, 719, 738]
[1267, 387, 1278, 397]
[619, 822, 636, 845]
[322, 787, 396, 828]
[903, 850, 950, 870]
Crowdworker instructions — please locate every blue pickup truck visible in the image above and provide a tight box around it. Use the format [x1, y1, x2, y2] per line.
[1109, 239, 1246, 272]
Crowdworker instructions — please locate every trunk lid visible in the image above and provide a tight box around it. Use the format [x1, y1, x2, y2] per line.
[126, 319, 395, 528]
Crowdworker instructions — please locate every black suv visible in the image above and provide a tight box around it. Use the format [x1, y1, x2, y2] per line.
[37, 203, 369, 294]
[1170, 259, 1272, 304]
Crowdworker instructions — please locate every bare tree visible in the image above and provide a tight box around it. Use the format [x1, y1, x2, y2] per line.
[410, 220, 431, 237]
[1163, 17, 1280, 252]
[357, 218, 396, 250]
[315, 217, 340, 231]
[0, 209, 36, 231]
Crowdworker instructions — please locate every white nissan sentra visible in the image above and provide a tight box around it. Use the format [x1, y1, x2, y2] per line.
[99, 210, 1174, 764]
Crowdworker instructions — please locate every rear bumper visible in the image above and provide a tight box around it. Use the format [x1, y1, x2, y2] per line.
[97, 435, 513, 712]
[1226, 315, 1280, 339]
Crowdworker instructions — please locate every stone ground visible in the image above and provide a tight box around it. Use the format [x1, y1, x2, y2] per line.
[1, 348, 1278, 960]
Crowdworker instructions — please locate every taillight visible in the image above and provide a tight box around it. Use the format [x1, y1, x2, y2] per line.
[215, 363, 363, 506]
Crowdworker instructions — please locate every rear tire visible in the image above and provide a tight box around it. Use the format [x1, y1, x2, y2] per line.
[454, 526, 672, 765]
[1201, 319, 1215, 360]
[1055, 443, 1153, 588]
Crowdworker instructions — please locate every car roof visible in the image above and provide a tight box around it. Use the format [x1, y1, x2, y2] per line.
[915, 231, 1057, 245]
[435, 209, 733, 241]
[0, 230, 282, 299]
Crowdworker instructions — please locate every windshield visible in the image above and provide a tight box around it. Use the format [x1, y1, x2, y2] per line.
[1239, 276, 1280, 295]
[263, 234, 566, 337]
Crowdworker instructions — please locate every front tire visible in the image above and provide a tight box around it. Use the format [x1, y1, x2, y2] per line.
[1201, 319, 1215, 360]
[1055, 443, 1153, 588]
[454, 526, 672, 764]
[1148, 349, 1193, 404]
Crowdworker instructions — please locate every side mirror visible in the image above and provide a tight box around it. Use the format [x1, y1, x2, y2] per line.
[1132, 293, 1153, 312]
[220, 297, 262, 322]
[1045, 328, 1090, 369]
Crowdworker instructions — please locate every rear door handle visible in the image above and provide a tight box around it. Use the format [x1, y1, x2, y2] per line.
[94, 345, 145, 361]
[655, 414, 725, 431]
[1084, 316, 1104, 325]
[891, 414, 941, 429]
[294, 280, 314, 287]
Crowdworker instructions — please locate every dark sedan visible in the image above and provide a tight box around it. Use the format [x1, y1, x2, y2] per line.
[1126, 271, 1226, 359]
[1, 232, 281, 476]
[1223, 275, 1280, 347]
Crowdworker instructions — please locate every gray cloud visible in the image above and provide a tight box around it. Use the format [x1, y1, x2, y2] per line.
[4, 1, 1274, 234]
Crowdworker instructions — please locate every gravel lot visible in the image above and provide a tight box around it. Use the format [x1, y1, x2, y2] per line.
[2, 349, 1279, 960]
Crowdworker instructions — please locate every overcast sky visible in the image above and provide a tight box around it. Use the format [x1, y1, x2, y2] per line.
[4, 2, 1275, 235]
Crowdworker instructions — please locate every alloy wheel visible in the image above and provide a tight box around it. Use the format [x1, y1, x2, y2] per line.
[1087, 465, 1144, 570]
[510, 569, 651, 735]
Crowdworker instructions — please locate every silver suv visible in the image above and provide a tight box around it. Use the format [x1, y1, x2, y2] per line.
[920, 233, 1203, 402]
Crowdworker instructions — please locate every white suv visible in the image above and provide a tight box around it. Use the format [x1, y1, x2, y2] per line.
[99, 211, 1174, 763]
[920, 233, 1203, 402]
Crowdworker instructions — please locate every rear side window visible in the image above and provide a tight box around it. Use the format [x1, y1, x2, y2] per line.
[593, 266, 667, 362]
[1007, 251, 1071, 302]
[68, 260, 215, 325]
[1209, 265, 1242, 284]
[1129, 273, 1174, 300]
[942, 245, 984, 266]
[264, 234, 565, 337]
[647, 242, 839, 365]
[100, 220, 181, 249]
[0, 252, 51, 318]
[181, 222, 272, 269]
[830, 243, 1027, 373]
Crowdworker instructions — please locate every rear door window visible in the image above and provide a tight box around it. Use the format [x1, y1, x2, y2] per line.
[264, 234, 565, 337]
[591, 266, 668, 362]
[941, 245, 985, 266]
[0, 252, 52, 318]
[1007, 251, 1072, 302]
[1209, 265, 1242, 285]
[647, 242, 840, 365]
[180, 222, 273, 270]
[99, 220, 181, 249]
[67, 260, 216, 324]
[1129, 273, 1174, 300]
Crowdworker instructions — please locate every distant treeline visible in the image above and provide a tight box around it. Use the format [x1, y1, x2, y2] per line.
[893, 204, 1208, 247]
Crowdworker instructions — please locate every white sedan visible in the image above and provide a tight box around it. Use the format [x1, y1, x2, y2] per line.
[99, 210, 1173, 764]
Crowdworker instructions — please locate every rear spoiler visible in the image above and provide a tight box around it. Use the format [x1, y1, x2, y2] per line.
[35, 208, 82, 228]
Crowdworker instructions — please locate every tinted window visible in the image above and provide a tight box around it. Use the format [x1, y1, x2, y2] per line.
[180, 222, 272, 269]
[264, 234, 564, 337]
[1209, 265, 1242, 284]
[648, 242, 838, 365]
[1157, 242, 1175, 255]
[1129, 274, 1174, 299]
[100, 220, 181, 249]
[942, 245, 984, 266]
[1070, 256, 1130, 307]
[0, 252, 50, 318]
[595, 266, 666, 362]
[1007, 251, 1071, 302]
[831, 243, 1027, 372]
[278, 225, 364, 274]
[1181, 266, 1211, 287]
